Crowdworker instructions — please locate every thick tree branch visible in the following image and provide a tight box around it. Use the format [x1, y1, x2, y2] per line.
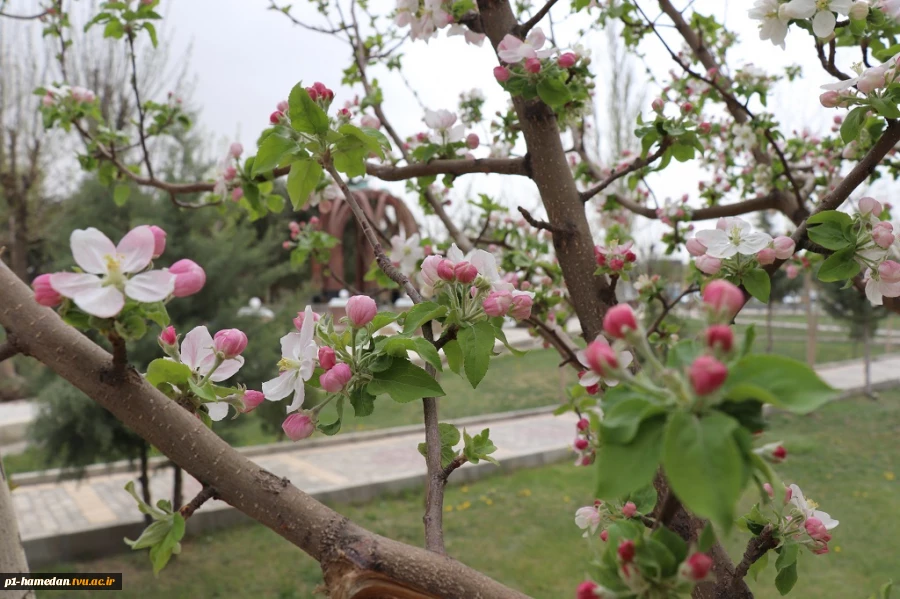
[614, 190, 787, 221]
[0, 260, 529, 599]
[580, 138, 671, 202]
[366, 157, 527, 181]
[0, 339, 19, 363]
[729, 526, 777, 588]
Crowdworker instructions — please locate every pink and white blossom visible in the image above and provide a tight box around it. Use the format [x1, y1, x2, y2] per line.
[390, 233, 424, 275]
[695, 217, 773, 258]
[577, 340, 633, 388]
[497, 28, 553, 64]
[781, 0, 852, 37]
[788, 484, 839, 530]
[748, 0, 790, 48]
[263, 306, 319, 413]
[574, 505, 601, 537]
[49, 227, 175, 318]
[180, 326, 246, 420]
[424, 109, 465, 144]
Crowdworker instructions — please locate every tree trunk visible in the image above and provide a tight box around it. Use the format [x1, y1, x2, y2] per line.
[0, 450, 36, 599]
[139, 442, 152, 525]
[172, 465, 183, 510]
[766, 299, 774, 353]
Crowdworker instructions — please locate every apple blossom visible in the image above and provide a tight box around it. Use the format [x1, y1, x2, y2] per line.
[231, 188, 244, 202]
[574, 505, 601, 536]
[573, 438, 589, 451]
[293, 309, 321, 332]
[578, 340, 633, 389]
[773, 235, 796, 259]
[483, 290, 513, 317]
[437, 259, 456, 281]
[148, 225, 167, 258]
[465, 133, 480, 149]
[179, 326, 246, 421]
[820, 91, 841, 107]
[282, 411, 316, 441]
[860, 196, 883, 216]
[32, 274, 62, 307]
[493, 66, 511, 82]
[600, 530, 609, 542]
[695, 217, 772, 258]
[686, 236, 707, 256]
[49, 226, 176, 318]
[213, 329, 248, 359]
[558, 52, 577, 68]
[757, 247, 776, 265]
[805, 517, 832, 541]
[879, 0, 900, 19]
[788, 484, 840, 531]
[306, 82, 334, 103]
[424, 109, 464, 144]
[497, 27, 553, 64]
[524, 57, 542, 73]
[168, 258, 206, 298]
[702, 279, 745, 318]
[159, 325, 177, 347]
[679, 553, 713, 581]
[617, 539, 635, 562]
[270, 111, 283, 124]
[455, 261, 478, 283]
[695, 254, 722, 275]
[360, 114, 381, 129]
[781, 0, 851, 38]
[603, 304, 637, 339]
[850, 0, 870, 18]
[318, 346, 337, 371]
[320, 363, 353, 393]
[748, 0, 790, 48]
[698, 121, 712, 134]
[390, 233, 424, 275]
[264, 306, 319, 413]
[689, 355, 728, 395]
[575, 581, 598, 599]
[705, 325, 734, 352]
[651, 98, 665, 112]
[509, 294, 533, 319]
[241, 390, 266, 413]
[576, 418, 589, 431]
[347, 295, 377, 327]
[873, 221, 895, 248]
[229, 142, 243, 158]
[864, 262, 900, 305]
[622, 502, 637, 518]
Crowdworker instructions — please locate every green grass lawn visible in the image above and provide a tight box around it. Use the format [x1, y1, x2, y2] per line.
[37, 392, 900, 598]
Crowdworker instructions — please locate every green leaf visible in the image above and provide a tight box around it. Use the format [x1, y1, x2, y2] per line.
[663, 411, 744, 532]
[114, 314, 147, 341]
[650, 526, 688, 574]
[775, 561, 798, 595]
[698, 521, 716, 552]
[145, 359, 192, 387]
[368, 311, 399, 332]
[775, 542, 799, 571]
[267, 194, 285, 213]
[286, 159, 323, 209]
[457, 322, 495, 389]
[149, 513, 185, 574]
[417, 422, 460, 468]
[869, 581, 894, 599]
[840, 105, 868, 143]
[723, 354, 837, 414]
[288, 83, 330, 135]
[805, 210, 852, 227]
[807, 221, 852, 251]
[402, 302, 447, 334]
[143, 21, 159, 47]
[817, 248, 861, 282]
[124, 480, 168, 520]
[143, 302, 169, 328]
[113, 184, 131, 206]
[462, 427, 499, 465]
[319, 395, 344, 435]
[413, 338, 443, 372]
[742, 269, 771, 303]
[492, 322, 526, 356]
[188, 379, 217, 402]
[366, 359, 445, 403]
[536, 77, 571, 107]
[252, 134, 297, 176]
[595, 417, 665, 500]
[740, 324, 756, 358]
[103, 19, 125, 39]
[338, 123, 384, 159]
[382, 337, 442, 372]
[349, 386, 376, 417]
[599, 398, 667, 445]
[443, 339, 463, 374]
[124, 519, 172, 550]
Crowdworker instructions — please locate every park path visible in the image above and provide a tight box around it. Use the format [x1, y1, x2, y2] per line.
[8, 344, 900, 566]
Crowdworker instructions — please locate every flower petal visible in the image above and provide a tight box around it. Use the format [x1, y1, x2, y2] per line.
[297, 305, 316, 349]
[116, 226, 156, 273]
[447, 244, 465, 263]
[125, 270, 175, 302]
[695, 229, 726, 247]
[525, 27, 546, 50]
[263, 371, 297, 401]
[737, 232, 774, 255]
[866, 278, 884, 306]
[210, 356, 244, 382]
[181, 326, 215, 372]
[49, 272, 102, 298]
[812, 9, 836, 37]
[285, 378, 307, 413]
[71, 228, 116, 274]
[206, 402, 230, 421]
[72, 286, 125, 318]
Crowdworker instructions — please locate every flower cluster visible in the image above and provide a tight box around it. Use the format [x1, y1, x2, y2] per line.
[33, 225, 205, 319]
[213, 142, 245, 202]
[390, 233, 425, 276]
[742, 483, 839, 557]
[40, 84, 96, 107]
[749, 0, 863, 48]
[394, 0, 485, 45]
[419, 243, 534, 321]
[594, 239, 637, 277]
[688, 217, 795, 279]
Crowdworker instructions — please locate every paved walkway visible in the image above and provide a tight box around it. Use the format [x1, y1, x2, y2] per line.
[736, 317, 900, 338]
[8, 343, 900, 566]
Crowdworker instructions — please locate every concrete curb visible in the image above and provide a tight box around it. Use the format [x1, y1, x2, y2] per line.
[11, 405, 559, 487]
[22, 445, 571, 567]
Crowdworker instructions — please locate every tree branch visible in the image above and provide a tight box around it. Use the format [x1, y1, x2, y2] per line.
[580, 138, 671, 202]
[517, 206, 570, 234]
[0, 260, 529, 599]
[730, 525, 777, 586]
[0, 340, 19, 363]
[613, 190, 787, 221]
[126, 31, 154, 180]
[517, 0, 559, 36]
[179, 485, 218, 519]
[816, 38, 852, 81]
[366, 157, 527, 181]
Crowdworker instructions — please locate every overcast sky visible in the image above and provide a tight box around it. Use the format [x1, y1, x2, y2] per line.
[4, 0, 870, 251]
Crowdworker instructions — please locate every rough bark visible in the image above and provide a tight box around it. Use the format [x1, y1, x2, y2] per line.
[0, 449, 35, 599]
[0, 261, 529, 599]
[139, 442, 152, 526]
[172, 465, 183, 512]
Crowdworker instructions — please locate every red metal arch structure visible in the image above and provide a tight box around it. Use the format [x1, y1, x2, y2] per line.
[313, 188, 419, 297]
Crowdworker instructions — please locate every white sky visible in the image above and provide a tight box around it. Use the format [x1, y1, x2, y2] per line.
[4, 0, 879, 253]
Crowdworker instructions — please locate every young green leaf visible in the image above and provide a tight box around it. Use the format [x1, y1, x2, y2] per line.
[366, 359, 445, 403]
[742, 269, 771, 303]
[252, 134, 297, 176]
[723, 354, 837, 413]
[286, 159, 323, 210]
[288, 83, 330, 135]
[462, 428, 499, 465]
[817, 248, 861, 283]
[145, 359, 192, 388]
[457, 322, 496, 388]
[417, 422, 460, 468]
[595, 417, 665, 500]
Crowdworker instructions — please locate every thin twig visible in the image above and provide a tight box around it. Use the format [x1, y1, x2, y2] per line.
[0, 6, 53, 19]
[517, 0, 560, 36]
[440, 455, 468, 481]
[517, 206, 570, 234]
[647, 285, 699, 336]
[179, 485, 218, 519]
[580, 138, 671, 202]
[126, 31, 154, 180]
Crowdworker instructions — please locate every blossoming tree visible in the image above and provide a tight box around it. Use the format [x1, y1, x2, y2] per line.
[2, 0, 900, 597]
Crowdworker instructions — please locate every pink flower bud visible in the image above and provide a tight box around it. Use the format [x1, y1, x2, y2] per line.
[609, 258, 625, 271]
[786, 264, 799, 279]
[494, 66, 511, 82]
[784, 486, 793, 502]
[689, 355, 728, 395]
[509, 294, 533, 320]
[756, 247, 776, 265]
[576, 581, 598, 599]
[773, 236, 796, 259]
[820, 91, 841, 108]
[347, 295, 377, 327]
[360, 115, 381, 129]
[624, 251, 637, 263]
[270, 111, 283, 124]
[420, 255, 442, 286]
[698, 121, 712, 134]
[622, 502, 637, 518]
[574, 437, 589, 450]
[223, 165, 237, 182]
[873, 222, 895, 248]
[309, 216, 320, 228]
[483, 290, 513, 317]
[600, 529, 609, 542]
[577, 418, 589, 431]
[686, 237, 707, 256]
[652, 98, 665, 112]
[705, 324, 734, 352]
[437, 259, 456, 281]
[695, 255, 722, 275]
[773, 445, 787, 460]
[318, 346, 337, 371]
[879, 259, 900, 283]
[702, 279, 744, 318]
[680, 553, 713, 581]
[805, 517, 831, 541]
[681, 102, 694, 113]
[148, 225, 167, 259]
[231, 188, 244, 202]
[293, 310, 321, 331]
[282, 241, 293, 250]
[276, 100, 289, 112]
[466, 133, 480, 149]
[455, 261, 478, 284]
[241, 390, 265, 413]
[859, 196, 882, 216]
[557, 52, 577, 68]
[603, 304, 638, 339]
[320, 362, 352, 393]
[282, 412, 316, 441]
[158, 325, 177, 347]
[32, 273, 62, 307]
[168, 259, 206, 297]
[583, 340, 619, 375]
[763, 482, 774, 498]
[214, 328, 248, 359]
[229, 142, 244, 158]
[525, 57, 542, 73]
[617, 539, 635, 563]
